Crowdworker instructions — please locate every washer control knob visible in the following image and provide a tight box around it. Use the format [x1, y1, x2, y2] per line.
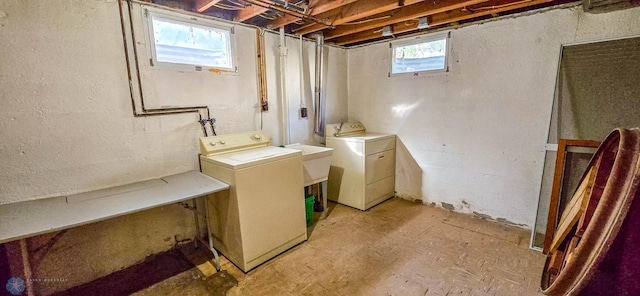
[253, 134, 262, 140]
[219, 140, 226, 144]
[209, 142, 216, 146]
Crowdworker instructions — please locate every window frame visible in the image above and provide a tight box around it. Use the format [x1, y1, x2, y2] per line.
[142, 6, 237, 73]
[389, 32, 450, 77]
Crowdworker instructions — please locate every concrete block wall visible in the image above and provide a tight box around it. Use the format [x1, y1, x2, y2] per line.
[347, 5, 640, 228]
[2, 0, 639, 292]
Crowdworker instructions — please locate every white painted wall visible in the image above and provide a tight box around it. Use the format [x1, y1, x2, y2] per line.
[0, 1, 346, 292]
[0, 0, 347, 205]
[347, 5, 640, 227]
[2, 0, 637, 289]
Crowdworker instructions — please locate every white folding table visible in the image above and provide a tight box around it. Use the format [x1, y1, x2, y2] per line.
[0, 170, 229, 294]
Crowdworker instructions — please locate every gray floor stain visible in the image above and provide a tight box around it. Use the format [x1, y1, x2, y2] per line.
[473, 211, 493, 220]
[136, 199, 544, 295]
[441, 202, 455, 211]
[206, 270, 238, 296]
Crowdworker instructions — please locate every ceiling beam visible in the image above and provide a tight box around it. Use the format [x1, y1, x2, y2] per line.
[294, 0, 424, 35]
[334, 0, 552, 45]
[308, 0, 360, 14]
[234, 4, 269, 22]
[265, 0, 359, 29]
[323, 0, 488, 40]
[240, 0, 334, 26]
[195, 0, 223, 12]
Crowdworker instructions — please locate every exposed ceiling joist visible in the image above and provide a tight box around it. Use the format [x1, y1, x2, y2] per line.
[167, 0, 571, 45]
[294, 0, 425, 35]
[241, 0, 334, 26]
[334, 0, 552, 45]
[265, 0, 358, 29]
[195, 0, 223, 12]
[308, 0, 360, 14]
[234, 2, 270, 21]
[323, 0, 489, 40]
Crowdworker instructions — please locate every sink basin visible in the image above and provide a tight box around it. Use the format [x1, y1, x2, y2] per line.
[286, 144, 334, 186]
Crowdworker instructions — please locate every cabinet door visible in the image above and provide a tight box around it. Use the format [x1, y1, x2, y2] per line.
[365, 176, 395, 208]
[366, 150, 395, 184]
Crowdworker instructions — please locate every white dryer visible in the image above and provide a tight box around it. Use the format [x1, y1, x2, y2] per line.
[199, 131, 306, 272]
[326, 122, 396, 210]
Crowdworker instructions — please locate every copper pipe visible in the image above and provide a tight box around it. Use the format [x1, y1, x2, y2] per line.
[126, 0, 209, 114]
[118, 0, 138, 117]
[256, 29, 268, 111]
[118, 0, 211, 118]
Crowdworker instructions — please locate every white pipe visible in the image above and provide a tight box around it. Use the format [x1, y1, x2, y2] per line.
[279, 27, 290, 145]
[299, 35, 306, 109]
[314, 34, 325, 137]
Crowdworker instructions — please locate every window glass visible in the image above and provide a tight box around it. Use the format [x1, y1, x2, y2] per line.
[145, 9, 235, 72]
[391, 36, 447, 75]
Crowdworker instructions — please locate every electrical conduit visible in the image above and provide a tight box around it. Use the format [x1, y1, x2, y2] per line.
[299, 35, 306, 114]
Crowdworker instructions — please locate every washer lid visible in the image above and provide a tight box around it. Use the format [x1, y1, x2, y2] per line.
[200, 131, 270, 156]
[201, 146, 301, 169]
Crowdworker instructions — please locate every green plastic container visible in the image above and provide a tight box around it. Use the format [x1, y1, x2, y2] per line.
[305, 195, 315, 227]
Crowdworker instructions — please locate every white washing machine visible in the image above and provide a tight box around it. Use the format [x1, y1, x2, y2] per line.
[326, 122, 396, 210]
[199, 131, 306, 272]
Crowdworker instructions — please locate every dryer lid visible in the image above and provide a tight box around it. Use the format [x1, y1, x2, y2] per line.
[326, 122, 366, 138]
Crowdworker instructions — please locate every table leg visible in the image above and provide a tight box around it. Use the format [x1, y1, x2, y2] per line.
[203, 197, 221, 272]
[321, 180, 328, 219]
[192, 198, 200, 249]
[20, 239, 35, 296]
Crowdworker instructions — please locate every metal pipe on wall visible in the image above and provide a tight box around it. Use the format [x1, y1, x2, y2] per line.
[314, 34, 325, 137]
[279, 27, 290, 145]
[299, 35, 306, 113]
[260, 31, 268, 112]
[256, 29, 268, 112]
[118, 0, 210, 120]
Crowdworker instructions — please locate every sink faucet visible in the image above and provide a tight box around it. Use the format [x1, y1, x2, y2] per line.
[333, 122, 344, 137]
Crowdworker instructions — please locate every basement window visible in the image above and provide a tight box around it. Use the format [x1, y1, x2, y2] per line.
[144, 8, 236, 72]
[390, 33, 449, 76]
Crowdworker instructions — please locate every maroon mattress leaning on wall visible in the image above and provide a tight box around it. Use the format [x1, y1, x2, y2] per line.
[541, 128, 640, 296]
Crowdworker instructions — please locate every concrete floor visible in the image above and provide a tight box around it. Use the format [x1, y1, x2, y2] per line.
[135, 198, 545, 296]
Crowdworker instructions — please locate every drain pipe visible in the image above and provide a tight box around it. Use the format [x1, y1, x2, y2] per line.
[299, 35, 307, 118]
[279, 27, 290, 145]
[313, 34, 325, 137]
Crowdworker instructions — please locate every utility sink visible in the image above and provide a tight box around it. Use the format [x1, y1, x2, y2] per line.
[286, 144, 334, 186]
